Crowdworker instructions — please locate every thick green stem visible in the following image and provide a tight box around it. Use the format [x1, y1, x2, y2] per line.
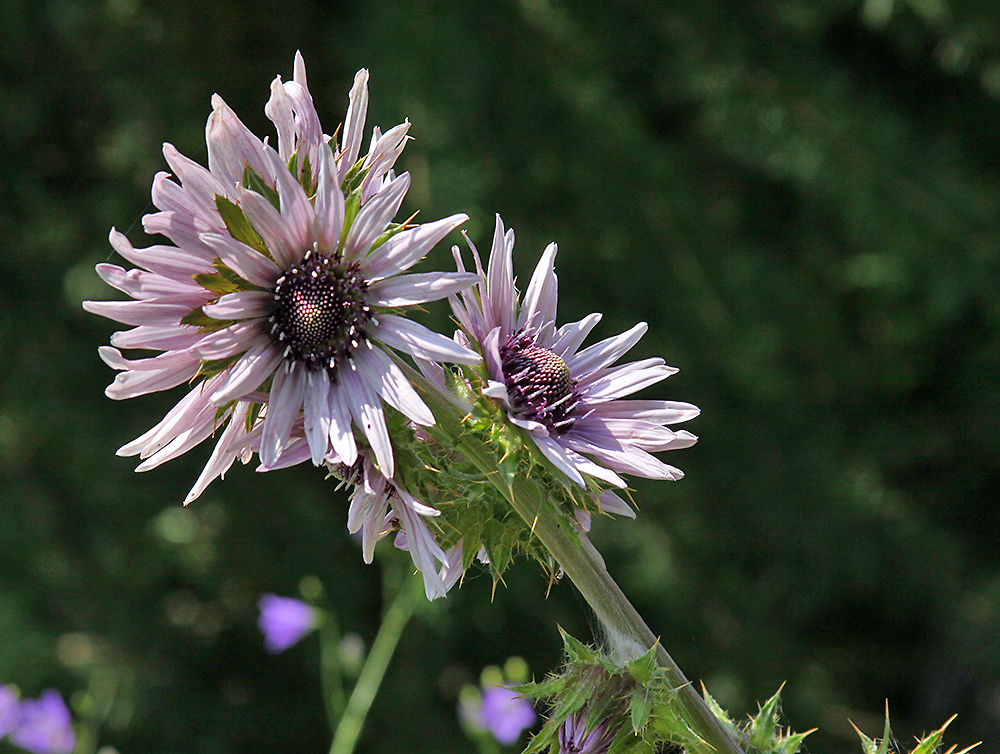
[328, 572, 422, 754]
[411, 371, 746, 754]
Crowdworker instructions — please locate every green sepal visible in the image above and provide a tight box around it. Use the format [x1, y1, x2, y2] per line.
[216, 194, 272, 259]
[298, 153, 313, 195]
[196, 355, 241, 380]
[193, 261, 264, 296]
[180, 307, 235, 332]
[630, 685, 653, 735]
[748, 686, 783, 750]
[341, 189, 361, 247]
[242, 165, 280, 212]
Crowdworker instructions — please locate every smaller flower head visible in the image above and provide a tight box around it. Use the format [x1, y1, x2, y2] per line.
[558, 714, 615, 754]
[257, 594, 316, 653]
[0, 685, 20, 738]
[9, 690, 75, 754]
[450, 215, 699, 500]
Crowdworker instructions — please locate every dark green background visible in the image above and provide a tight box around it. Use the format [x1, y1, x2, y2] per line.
[2, 0, 999, 752]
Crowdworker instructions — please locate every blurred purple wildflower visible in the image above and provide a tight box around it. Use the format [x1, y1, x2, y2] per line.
[0, 685, 19, 738]
[463, 684, 536, 746]
[9, 690, 75, 754]
[257, 594, 316, 653]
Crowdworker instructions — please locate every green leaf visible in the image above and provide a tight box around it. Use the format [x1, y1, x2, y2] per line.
[179, 307, 235, 332]
[215, 195, 270, 256]
[242, 165, 281, 212]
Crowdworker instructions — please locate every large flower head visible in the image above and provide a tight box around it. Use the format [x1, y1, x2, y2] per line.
[84, 53, 479, 501]
[450, 216, 699, 500]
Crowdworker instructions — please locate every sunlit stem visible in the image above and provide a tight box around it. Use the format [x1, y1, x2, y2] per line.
[328, 571, 423, 754]
[415, 373, 747, 754]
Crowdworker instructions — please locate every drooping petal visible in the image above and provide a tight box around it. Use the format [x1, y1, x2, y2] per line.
[340, 363, 394, 477]
[260, 363, 307, 467]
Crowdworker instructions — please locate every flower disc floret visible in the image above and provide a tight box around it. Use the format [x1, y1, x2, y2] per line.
[269, 247, 371, 371]
[500, 333, 579, 434]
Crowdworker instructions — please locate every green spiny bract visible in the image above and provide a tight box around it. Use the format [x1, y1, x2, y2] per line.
[851, 711, 979, 754]
[391, 368, 609, 584]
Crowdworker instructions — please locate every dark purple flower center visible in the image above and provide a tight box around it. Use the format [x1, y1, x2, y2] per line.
[500, 332, 579, 434]
[269, 248, 371, 371]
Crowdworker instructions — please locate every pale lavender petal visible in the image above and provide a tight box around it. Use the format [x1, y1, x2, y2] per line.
[372, 314, 480, 365]
[519, 242, 558, 332]
[586, 399, 700, 425]
[563, 434, 684, 481]
[237, 186, 302, 269]
[190, 321, 261, 360]
[565, 322, 647, 375]
[551, 313, 602, 358]
[343, 172, 410, 262]
[262, 144, 315, 247]
[206, 94, 272, 188]
[341, 364, 394, 477]
[264, 76, 296, 162]
[201, 233, 281, 288]
[136, 412, 218, 471]
[485, 216, 517, 335]
[163, 142, 231, 212]
[303, 368, 333, 465]
[579, 362, 676, 402]
[364, 213, 469, 280]
[260, 363, 307, 467]
[577, 417, 697, 452]
[116, 378, 218, 457]
[83, 298, 200, 327]
[360, 121, 410, 199]
[210, 340, 284, 405]
[314, 141, 345, 251]
[532, 435, 586, 487]
[110, 325, 201, 351]
[367, 271, 479, 307]
[393, 493, 448, 600]
[354, 342, 434, 426]
[185, 402, 260, 504]
[107, 228, 215, 279]
[95, 264, 194, 300]
[327, 383, 358, 467]
[204, 290, 274, 320]
[338, 69, 369, 183]
[597, 489, 636, 518]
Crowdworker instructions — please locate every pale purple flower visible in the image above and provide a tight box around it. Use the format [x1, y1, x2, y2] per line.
[461, 685, 536, 746]
[480, 685, 536, 745]
[0, 685, 19, 738]
[9, 690, 75, 754]
[450, 215, 699, 506]
[258, 594, 316, 653]
[85, 52, 480, 503]
[558, 714, 615, 754]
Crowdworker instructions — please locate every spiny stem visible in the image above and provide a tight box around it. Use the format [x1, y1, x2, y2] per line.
[412, 369, 747, 754]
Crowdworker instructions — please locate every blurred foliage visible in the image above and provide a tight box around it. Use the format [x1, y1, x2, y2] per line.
[1, 0, 999, 752]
